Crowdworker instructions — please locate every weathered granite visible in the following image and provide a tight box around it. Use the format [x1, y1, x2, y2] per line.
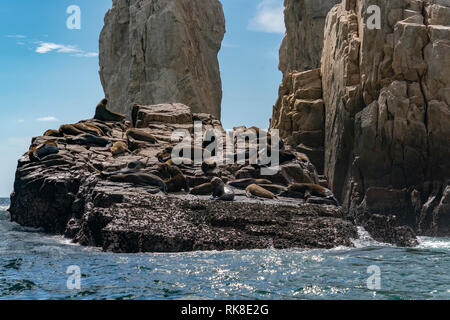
[279, 0, 341, 75]
[270, 69, 325, 174]
[99, 0, 225, 119]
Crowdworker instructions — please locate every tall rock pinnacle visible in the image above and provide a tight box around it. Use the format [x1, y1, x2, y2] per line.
[99, 0, 225, 119]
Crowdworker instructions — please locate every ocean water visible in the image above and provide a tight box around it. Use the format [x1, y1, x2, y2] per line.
[0, 197, 449, 300]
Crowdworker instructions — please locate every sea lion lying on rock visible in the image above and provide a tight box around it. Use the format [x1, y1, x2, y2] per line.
[67, 134, 112, 147]
[110, 141, 130, 156]
[227, 178, 272, 189]
[94, 99, 125, 122]
[158, 163, 189, 193]
[211, 177, 235, 201]
[288, 183, 339, 206]
[190, 182, 216, 195]
[126, 128, 158, 144]
[27, 141, 59, 162]
[73, 122, 104, 136]
[245, 184, 276, 200]
[100, 161, 145, 178]
[59, 124, 84, 136]
[201, 160, 217, 175]
[43, 129, 62, 137]
[107, 172, 167, 193]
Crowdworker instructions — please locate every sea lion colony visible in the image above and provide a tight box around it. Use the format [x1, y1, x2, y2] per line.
[26, 99, 337, 205]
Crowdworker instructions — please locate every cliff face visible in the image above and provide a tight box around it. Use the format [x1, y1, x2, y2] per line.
[272, 0, 450, 237]
[99, 0, 225, 119]
[279, 0, 341, 75]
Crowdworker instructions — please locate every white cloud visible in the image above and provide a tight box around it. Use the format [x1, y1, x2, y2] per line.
[248, 0, 285, 34]
[7, 34, 26, 39]
[73, 52, 99, 58]
[36, 116, 59, 122]
[36, 42, 81, 54]
[35, 41, 98, 58]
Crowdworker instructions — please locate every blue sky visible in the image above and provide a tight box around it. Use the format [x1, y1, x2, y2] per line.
[0, 0, 285, 197]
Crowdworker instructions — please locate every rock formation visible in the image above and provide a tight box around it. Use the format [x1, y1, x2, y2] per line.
[99, 0, 225, 119]
[270, 69, 325, 174]
[272, 0, 449, 238]
[9, 101, 369, 253]
[279, 0, 341, 75]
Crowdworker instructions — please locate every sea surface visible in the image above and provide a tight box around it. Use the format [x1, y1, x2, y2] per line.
[0, 197, 449, 300]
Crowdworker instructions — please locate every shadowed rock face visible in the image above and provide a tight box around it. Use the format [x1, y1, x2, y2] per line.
[272, 0, 449, 238]
[99, 0, 225, 119]
[321, 0, 449, 235]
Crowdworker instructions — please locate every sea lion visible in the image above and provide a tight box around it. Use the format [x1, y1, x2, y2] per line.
[67, 134, 112, 147]
[94, 98, 125, 122]
[227, 178, 272, 189]
[245, 184, 276, 200]
[165, 158, 194, 167]
[108, 173, 167, 193]
[110, 141, 130, 156]
[288, 183, 339, 205]
[158, 163, 189, 193]
[43, 129, 62, 137]
[85, 121, 113, 137]
[59, 124, 84, 136]
[201, 160, 217, 174]
[100, 161, 144, 178]
[73, 122, 104, 136]
[256, 184, 287, 195]
[190, 181, 217, 195]
[27, 141, 59, 162]
[211, 177, 235, 201]
[126, 128, 158, 144]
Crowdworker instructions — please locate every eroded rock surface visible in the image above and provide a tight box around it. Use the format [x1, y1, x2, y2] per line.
[270, 69, 325, 174]
[279, 0, 341, 75]
[99, 0, 225, 119]
[272, 0, 449, 239]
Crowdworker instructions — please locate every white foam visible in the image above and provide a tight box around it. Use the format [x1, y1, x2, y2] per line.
[417, 237, 450, 250]
[351, 226, 390, 248]
[0, 205, 9, 212]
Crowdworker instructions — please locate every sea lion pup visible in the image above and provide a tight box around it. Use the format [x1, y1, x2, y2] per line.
[27, 140, 59, 162]
[158, 163, 189, 193]
[126, 128, 158, 144]
[201, 159, 217, 174]
[94, 98, 125, 122]
[110, 141, 130, 156]
[107, 173, 167, 193]
[211, 177, 235, 201]
[59, 124, 84, 136]
[288, 183, 339, 206]
[67, 133, 112, 147]
[43, 129, 62, 137]
[227, 178, 272, 189]
[245, 184, 276, 200]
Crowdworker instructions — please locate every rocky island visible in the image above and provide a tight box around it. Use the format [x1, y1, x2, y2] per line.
[8, 0, 449, 252]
